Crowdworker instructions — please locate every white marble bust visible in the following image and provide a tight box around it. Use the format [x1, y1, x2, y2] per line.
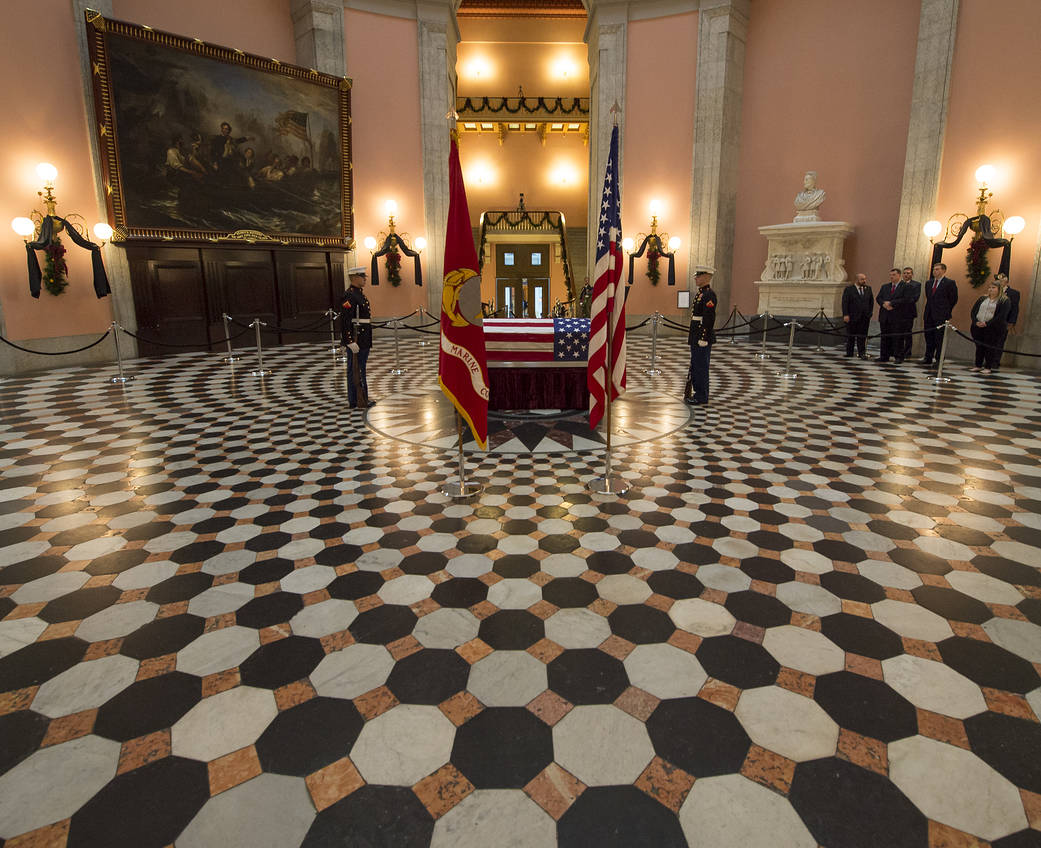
[793, 171, 826, 222]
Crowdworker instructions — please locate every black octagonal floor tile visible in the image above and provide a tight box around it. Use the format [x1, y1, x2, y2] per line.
[812, 671, 918, 742]
[238, 558, 295, 585]
[788, 757, 927, 848]
[937, 636, 1041, 694]
[301, 785, 434, 847]
[547, 649, 629, 705]
[819, 571, 887, 604]
[812, 539, 867, 564]
[972, 556, 1041, 588]
[327, 570, 384, 600]
[479, 610, 545, 650]
[586, 551, 635, 575]
[964, 710, 1041, 795]
[314, 544, 364, 569]
[647, 696, 751, 777]
[819, 613, 904, 660]
[745, 530, 794, 552]
[557, 785, 686, 848]
[94, 671, 202, 742]
[724, 591, 791, 628]
[67, 756, 210, 848]
[239, 635, 326, 689]
[121, 614, 206, 660]
[385, 649, 470, 705]
[169, 540, 225, 565]
[431, 577, 488, 609]
[1018, 597, 1041, 626]
[235, 592, 305, 629]
[607, 604, 675, 644]
[887, 547, 953, 576]
[380, 530, 420, 549]
[0, 636, 88, 691]
[451, 707, 553, 788]
[542, 577, 598, 608]
[539, 534, 581, 554]
[672, 543, 719, 566]
[256, 696, 365, 777]
[83, 548, 149, 576]
[493, 555, 539, 578]
[398, 552, 448, 575]
[39, 586, 122, 623]
[456, 534, 497, 554]
[0, 709, 49, 773]
[739, 557, 795, 584]
[349, 606, 418, 645]
[911, 585, 993, 624]
[647, 570, 704, 599]
[991, 831, 1041, 848]
[145, 572, 214, 605]
[696, 635, 779, 689]
[0, 555, 66, 585]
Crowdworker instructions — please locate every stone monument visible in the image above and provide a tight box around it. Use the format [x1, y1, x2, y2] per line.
[753, 172, 854, 317]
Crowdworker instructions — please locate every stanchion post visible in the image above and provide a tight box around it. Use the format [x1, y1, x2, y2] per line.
[109, 322, 133, 384]
[249, 319, 271, 377]
[725, 306, 739, 345]
[417, 307, 432, 347]
[753, 312, 771, 360]
[646, 312, 662, 376]
[220, 313, 241, 364]
[777, 320, 799, 380]
[814, 308, 826, 352]
[326, 308, 340, 353]
[930, 321, 953, 384]
[389, 318, 406, 375]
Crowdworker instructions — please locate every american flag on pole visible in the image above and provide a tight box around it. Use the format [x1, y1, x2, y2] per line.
[587, 124, 625, 429]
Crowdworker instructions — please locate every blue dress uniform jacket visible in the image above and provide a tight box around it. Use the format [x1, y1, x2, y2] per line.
[340, 287, 373, 349]
[688, 286, 717, 346]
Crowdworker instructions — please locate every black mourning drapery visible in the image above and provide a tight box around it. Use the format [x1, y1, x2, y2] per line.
[25, 215, 111, 299]
[369, 234, 422, 287]
[626, 233, 676, 286]
[931, 214, 1012, 279]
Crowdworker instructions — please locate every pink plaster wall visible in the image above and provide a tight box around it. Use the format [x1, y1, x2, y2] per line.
[622, 12, 697, 319]
[731, 0, 919, 314]
[934, 0, 1041, 334]
[345, 9, 426, 314]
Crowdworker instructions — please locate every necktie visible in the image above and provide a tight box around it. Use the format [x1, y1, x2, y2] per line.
[933, 280, 938, 293]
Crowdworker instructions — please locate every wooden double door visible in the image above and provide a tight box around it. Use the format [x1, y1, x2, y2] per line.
[495, 243, 550, 318]
[126, 245, 344, 357]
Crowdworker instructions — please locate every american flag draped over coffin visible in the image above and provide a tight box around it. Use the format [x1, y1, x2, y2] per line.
[483, 318, 590, 368]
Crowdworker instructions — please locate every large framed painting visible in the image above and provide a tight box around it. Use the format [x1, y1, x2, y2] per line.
[85, 11, 353, 247]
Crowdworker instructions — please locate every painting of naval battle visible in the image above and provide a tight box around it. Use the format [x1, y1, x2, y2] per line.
[86, 13, 353, 246]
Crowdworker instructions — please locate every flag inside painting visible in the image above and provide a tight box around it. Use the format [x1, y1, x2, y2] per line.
[587, 125, 626, 429]
[438, 132, 490, 449]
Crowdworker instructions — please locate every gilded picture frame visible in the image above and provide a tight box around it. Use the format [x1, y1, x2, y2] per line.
[85, 11, 353, 247]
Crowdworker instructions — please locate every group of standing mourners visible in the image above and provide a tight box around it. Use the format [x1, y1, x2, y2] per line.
[840, 262, 1019, 374]
[685, 260, 1022, 409]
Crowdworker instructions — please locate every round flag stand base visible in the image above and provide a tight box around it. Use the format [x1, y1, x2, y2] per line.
[442, 480, 483, 499]
[589, 475, 629, 495]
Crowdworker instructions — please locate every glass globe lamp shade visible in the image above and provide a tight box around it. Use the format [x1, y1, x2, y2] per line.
[974, 164, 996, 187]
[1002, 216, 1025, 236]
[668, 236, 681, 251]
[93, 223, 114, 242]
[363, 236, 378, 251]
[922, 220, 943, 239]
[621, 237, 634, 252]
[36, 162, 58, 184]
[414, 237, 427, 251]
[11, 217, 35, 237]
[384, 199, 398, 217]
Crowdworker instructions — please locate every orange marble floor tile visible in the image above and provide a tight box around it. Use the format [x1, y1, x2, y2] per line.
[274, 679, 317, 711]
[524, 763, 586, 820]
[527, 600, 558, 620]
[456, 638, 494, 665]
[527, 638, 565, 664]
[117, 730, 171, 775]
[387, 635, 423, 660]
[413, 764, 475, 819]
[526, 690, 573, 726]
[204, 613, 237, 633]
[468, 600, 498, 620]
[258, 625, 291, 645]
[1020, 788, 1041, 830]
[844, 654, 884, 679]
[4, 819, 70, 848]
[587, 598, 616, 617]
[645, 593, 674, 613]
[916, 709, 969, 750]
[902, 638, 943, 662]
[82, 638, 123, 661]
[613, 686, 660, 722]
[634, 756, 696, 813]
[201, 669, 241, 698]
[740, 745, 796, 794]
[837, 728, 887, 776]
[982, 688, 1038, 722]
[666, 629, 702, 655]
[927, 820, 988, 848]
[208, 745, 262, 795]
[41, 709, 97, 747]
[598, 634, 636, 661]
[776, 667, 815, 698]
[354, 594, 382, 612]
[353, 685, 399, 720]
[40, 621, 79, 641]
[732, 621, 765, 644]
[439, 691, 485, 726]
[697, 678, 741, 712]
[136, 655, 176, 681]
[158, 601, 189, 618]
[320, 630, 355, 654]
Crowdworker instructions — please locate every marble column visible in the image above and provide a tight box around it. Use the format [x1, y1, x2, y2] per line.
[892, 0, 959, 279]
[686, 0, 749, 317]
[291, 0, 345, 75]
[583, 3, 627, 276]
[416, 1, 459, 315]
[1010, 220, 1041, 368]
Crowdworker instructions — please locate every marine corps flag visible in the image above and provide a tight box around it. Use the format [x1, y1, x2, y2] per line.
[438, 133, 490, 449]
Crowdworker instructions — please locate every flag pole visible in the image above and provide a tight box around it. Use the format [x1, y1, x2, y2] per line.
[443, 411, 482, 499]
[590, 102, 629, 496]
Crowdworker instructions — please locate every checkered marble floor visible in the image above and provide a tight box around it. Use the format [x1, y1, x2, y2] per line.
[1, 334, 1040, 848]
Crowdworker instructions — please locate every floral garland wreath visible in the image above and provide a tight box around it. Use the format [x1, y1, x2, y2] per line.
[966, 234, 991, 289]
[385, 247, 402, 286]
[646, 244, 660, 285]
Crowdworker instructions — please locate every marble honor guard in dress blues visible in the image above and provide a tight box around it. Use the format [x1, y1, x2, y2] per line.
[0, 335, 1040, 847]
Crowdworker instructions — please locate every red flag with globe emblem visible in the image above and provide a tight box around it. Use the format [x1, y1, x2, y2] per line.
[438, 133, 490, 449]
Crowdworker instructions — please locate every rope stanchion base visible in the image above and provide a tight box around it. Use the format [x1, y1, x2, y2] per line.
[589, 475, 630, 495]
[249, 367, 272, 377]
[645, 365, 663, 376]
[443, 480, 483, 498]
[776, 369, 797, 380]
[109, 373, 134, 384]
[221, 352, 243, 364]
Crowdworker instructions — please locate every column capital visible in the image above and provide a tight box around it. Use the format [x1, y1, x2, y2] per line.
[291, 0, 345, 75]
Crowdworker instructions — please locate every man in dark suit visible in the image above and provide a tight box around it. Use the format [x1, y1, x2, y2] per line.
[841, 273, 873, 358]
[920, 262, 958, 365]
[899, 266, 921, 360]
[876, 268, 913, 363]
[996, 272, 1020, 371]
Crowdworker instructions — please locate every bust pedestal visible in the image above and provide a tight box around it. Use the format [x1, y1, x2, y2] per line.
[752, 221, 855, 317]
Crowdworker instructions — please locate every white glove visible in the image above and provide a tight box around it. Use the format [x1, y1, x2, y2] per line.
[347, 342, 360, 353]
[697, 340, 708, 348]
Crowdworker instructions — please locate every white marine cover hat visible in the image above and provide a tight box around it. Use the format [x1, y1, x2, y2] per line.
[348, 266, 368, 276]
[694, 265, 715, 275]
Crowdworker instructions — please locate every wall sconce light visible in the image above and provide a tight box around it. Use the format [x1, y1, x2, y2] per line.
[467, 58, 490, 80]
[925, 163, 1022, 285]
[470, 163, 494, 186]
[626, 200, 679, 286]
[10, 161, 112, 299]
[363, 199, 424, 287]
[553, 58, 577, 80]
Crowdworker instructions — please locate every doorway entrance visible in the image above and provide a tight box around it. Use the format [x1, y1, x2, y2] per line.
[495, 244, 550, 318]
